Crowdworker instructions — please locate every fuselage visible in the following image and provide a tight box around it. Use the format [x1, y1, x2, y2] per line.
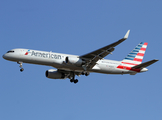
[3, 48, 148, 75]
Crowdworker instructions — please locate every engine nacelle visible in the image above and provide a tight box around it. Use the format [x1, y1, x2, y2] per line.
[65, 56, 85, 66]
[45, 69, 66, 79]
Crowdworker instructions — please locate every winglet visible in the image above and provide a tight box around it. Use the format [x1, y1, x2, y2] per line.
[124, 30, 130, 39]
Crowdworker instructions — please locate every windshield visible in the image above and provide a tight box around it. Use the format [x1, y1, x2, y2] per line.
[7, 51, 14, 53]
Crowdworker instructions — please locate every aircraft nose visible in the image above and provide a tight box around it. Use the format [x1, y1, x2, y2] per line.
[2, 53, 10, 60]
[2, 54, 7, 59]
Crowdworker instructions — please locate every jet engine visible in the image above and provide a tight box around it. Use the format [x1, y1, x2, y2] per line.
[45, 69, 66, 79]
[65, 56, 85, 66]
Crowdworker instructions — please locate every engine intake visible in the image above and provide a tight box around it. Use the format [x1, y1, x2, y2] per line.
[65, 56, 85, 66]
[45, 69, 66, 79]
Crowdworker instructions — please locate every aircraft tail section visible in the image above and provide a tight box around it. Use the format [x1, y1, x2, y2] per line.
[122, 42, 148, 65]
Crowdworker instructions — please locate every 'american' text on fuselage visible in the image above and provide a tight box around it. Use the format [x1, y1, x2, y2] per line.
[31, 51, 62, 59]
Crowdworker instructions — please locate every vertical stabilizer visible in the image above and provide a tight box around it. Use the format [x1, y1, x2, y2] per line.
[122, 42, 148, 65]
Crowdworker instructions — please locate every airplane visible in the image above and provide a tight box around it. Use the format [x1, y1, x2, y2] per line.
[3, 30, 158, 84]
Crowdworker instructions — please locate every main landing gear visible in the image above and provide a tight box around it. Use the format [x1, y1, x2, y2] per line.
[69, 71, 90, 84]
[70, 72, 78, 84]
[17, 61, 24, 72]
[81, 71, 89, 76]
[70, 79, 78, 84]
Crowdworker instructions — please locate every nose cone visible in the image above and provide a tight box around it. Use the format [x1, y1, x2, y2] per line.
[2, 54, 7, 59]
[141, 68, 148, 72]
[2, 53, 11, 60]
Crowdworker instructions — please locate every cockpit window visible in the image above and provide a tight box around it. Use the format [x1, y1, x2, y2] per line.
[7, 51, 14, 53]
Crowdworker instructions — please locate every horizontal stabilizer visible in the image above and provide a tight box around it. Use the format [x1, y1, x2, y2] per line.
[132, 59, 159, 69]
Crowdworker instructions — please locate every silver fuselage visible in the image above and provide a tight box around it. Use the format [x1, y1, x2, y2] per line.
[3, 48, 148, 75]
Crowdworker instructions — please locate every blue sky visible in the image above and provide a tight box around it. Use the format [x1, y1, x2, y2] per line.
[0, 0, 161, 120]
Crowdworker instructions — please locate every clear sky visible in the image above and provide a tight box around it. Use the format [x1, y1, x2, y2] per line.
[0, 0, 161, 120]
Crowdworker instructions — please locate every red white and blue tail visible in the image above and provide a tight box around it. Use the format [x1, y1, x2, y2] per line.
[122, 42, 148, 65]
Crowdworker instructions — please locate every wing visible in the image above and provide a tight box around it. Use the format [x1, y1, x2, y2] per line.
[80, 30, 130, 70]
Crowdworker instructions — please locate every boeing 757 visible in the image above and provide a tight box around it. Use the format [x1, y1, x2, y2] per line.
[3, 30, 158, 83]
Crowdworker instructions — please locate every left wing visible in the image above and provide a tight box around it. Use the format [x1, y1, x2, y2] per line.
[80, 30, 130, 70]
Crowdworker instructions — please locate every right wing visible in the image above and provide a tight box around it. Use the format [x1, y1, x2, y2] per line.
[80, 30, 130, 70]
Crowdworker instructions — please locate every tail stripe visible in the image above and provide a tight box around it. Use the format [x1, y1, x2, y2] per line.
[121, 62, 138, 65]
[124, 57, 134, 60]
[140, 48, 146, 51]
[134, 58, 142, 62]
[144, 43, 148, 45]
[142, 45, 147, 48]
[138, 50, 145, 54]
[127, 55, 136, 58]
[132, 50, 139, 53]
[138, 45, 143, 47]
[135, 47, 141, 50]
[129, 53, 137, 55]
[137, 53, 144, 56]
[135, 56, 143, 59]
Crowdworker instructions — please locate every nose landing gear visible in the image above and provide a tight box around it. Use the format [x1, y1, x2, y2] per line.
[17, 61, 24, 72]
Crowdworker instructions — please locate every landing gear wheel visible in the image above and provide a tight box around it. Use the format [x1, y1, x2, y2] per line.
[81, 72, 85, 75]
[20, 68, 24, 72]
[81, 71, 89, 76]
[70, 79, 74, 83]
[70, 79, 78, 84]
[85, 72, 89, 76]
[74, 79, 78, 84]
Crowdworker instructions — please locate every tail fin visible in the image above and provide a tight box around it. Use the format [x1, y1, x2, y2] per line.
[122, 42, 148, 65]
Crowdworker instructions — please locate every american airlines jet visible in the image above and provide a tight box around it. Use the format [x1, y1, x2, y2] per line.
[3, 30, 158, 83]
